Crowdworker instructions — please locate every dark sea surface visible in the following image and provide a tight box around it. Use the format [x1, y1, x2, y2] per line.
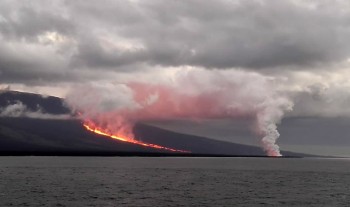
[0, 157, 350, 207]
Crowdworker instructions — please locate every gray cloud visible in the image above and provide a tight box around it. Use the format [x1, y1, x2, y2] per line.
[1, 0, 350, 116]
[1, 0, 350, 81]
[0, 43, 63, 83]
[288, 82, 350, 117]
[65, 0, 350, 69]
[70, 36, 148, 69]
[0, 1, 74, 41]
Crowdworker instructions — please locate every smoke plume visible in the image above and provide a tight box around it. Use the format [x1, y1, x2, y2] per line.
[66, 68, 292, 156]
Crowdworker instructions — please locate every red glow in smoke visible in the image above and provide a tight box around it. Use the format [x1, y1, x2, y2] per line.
[67, 69, 290, 157]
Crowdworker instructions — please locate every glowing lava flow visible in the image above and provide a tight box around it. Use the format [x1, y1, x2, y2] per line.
[83, 121, 190, 153]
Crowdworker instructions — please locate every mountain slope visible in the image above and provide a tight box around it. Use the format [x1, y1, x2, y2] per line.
[0, 90, 310, 156]
[0, 117, 310, 156]
[0, 117, 162, 153]
[0, 90, 70, 115]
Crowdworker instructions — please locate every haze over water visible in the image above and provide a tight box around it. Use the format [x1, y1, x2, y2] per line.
[0, 157, 349, 206]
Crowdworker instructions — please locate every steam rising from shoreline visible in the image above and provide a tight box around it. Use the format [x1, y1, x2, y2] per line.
[66, 68, 292, 156]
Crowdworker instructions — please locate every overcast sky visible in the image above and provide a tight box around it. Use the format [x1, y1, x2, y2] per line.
[1, 0, 350, 155]
[0, 0, 349, 116]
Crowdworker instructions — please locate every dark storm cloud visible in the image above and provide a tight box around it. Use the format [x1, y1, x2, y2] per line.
[66, 0, 350, 69]
[1, 0, 350, 84]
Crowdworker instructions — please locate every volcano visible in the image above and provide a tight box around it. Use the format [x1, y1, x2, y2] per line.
[0, 90, 309, 156]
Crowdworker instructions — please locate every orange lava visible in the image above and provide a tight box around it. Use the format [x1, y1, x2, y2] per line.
[83, 121, 190, 153]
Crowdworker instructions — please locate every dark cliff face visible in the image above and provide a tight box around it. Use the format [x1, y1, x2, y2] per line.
[0, 90, 309, 156]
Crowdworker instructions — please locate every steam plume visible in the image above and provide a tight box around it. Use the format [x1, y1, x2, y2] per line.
[66, 68, 292, 156]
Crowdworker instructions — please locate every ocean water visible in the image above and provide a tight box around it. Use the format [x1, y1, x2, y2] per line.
[0, 157, 350, 207]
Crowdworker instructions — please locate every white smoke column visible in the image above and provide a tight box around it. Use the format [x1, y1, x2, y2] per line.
[255, 97, 293, 156]
[66, 67, 293, 156]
